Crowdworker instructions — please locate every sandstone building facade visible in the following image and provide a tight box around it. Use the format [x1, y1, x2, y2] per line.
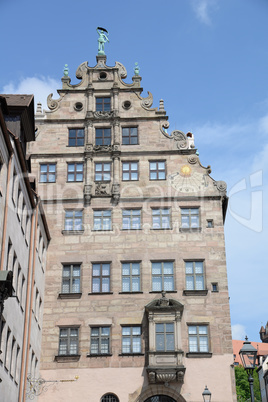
[30, 52, 236, 401]
[0, 95, 50, 402]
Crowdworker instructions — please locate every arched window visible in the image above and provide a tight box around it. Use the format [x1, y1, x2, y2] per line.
[101, 393, 119, 402]
[144, 396, 176, 402]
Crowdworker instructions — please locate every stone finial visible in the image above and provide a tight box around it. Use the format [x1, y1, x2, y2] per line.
[36, 102, 43, 114]
[63, 64, 69, 77]
[134, 62, 140, 76]
[159, 99, 165, 111]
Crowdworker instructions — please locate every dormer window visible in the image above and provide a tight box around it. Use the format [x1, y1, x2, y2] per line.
[96, 97, 111, 112]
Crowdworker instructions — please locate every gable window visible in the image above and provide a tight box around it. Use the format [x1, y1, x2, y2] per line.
[122, 326, 141, 354]
[93, 210, 111, 231]
[149, 161, 166, 180]
[156, 323, 175, 352]
[59, 327, 79, 355]
[122, 127, 138, 145]
[67, 163, 83, 182]
[181, 208, 199, 229]
[64, 210, 83, 231]
[95, 163, 111, 182]
[90, 327, 110, 355]
[96, 97, 111, 112]
[62, 264, 81, 294]
[122, 162, 138, 181]
[92, 263, 110, 293]
[152, 208, 170, 229]
[185, 261, 204, 291]
[68, 129, 84, 147]
[122, 209, 141, 230]
[40, 164, 56, 183]
[152, 261, 174, 292]
[122, 262, 140, 292]
[96, 128, 111, 146]
[188, 325, 209, 353]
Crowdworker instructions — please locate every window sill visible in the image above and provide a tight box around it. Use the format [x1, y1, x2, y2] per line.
[58, 293, 82, 299]
[183, 290, 208, 296]
[122, 180, 139, 182]
[61, 230, 84, 235]
[86, 353, 112, 357]
[149, 291, 177, 294]
[150, 228, 172, 231]
[186, 352, 212, 358]
[55, 354, 81, 362]
[119, 291, 143, 294]
[119, 353, 144, 356]
[179, 227, 202, 232]
[92, 229, 113, 232]
[121, 228, 142, 231]
[88, 292, 113, 295]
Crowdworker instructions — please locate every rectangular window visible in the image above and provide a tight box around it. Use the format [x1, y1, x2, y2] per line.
[152, 208, 170, 229]
[95, 128, 111, 146]
[59, 327, 79, 355]
[96, 97, 111, 112]
[90, 327, 110, 355]
[0, 317, 6, 357]
[181, 208, 200, 229]
[93, 210, 111, 231]
[185, 261, 204, 291]
[122, 162, 139, 181]
[67, 163, 83, 182]
[62, 264, 81, 294]
[92, 263, 110, 293]
[68, 129, 85, 147]
[152, 261, 174, 292]
[122, 127, 138, 145]
[188, 325, 209, 353]
[149, 161, 166, 180]
[122, 262, 140, 292]
[40, 163, 56, 183]
[95, 162, 111, 181]
[64, 210, 83, 231]
[122, 209, 141, 230]
[156, 323, 174, 352]
[122, 326, 141, 354]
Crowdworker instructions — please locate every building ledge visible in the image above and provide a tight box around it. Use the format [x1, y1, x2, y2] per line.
[58, 293, 82, 299]
[183, 290, 208, 296]
[86, 353, 112, 358]
[55, 354, 80, 362]
[119, 291, 143, 294]
[186, 352, 212, 358]
[179, 227, 202, 233]
[61, 230, 84, 235]
[88, 292, 113, 295]
[119, 353, 144, 357]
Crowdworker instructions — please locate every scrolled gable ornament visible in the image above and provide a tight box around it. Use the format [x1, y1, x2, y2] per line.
[47, 93, 65, 111]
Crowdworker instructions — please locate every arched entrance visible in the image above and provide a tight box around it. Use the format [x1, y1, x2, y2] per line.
[144, 397, 176, 402]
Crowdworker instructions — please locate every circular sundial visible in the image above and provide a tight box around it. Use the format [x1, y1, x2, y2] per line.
[168, 164, 208, 193]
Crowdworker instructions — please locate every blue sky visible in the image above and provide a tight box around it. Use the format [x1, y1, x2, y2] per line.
[1, 0, 268, 342]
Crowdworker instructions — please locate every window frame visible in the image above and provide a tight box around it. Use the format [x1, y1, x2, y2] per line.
[121, 261, 141, 293]
[39, 163, 56, 183]
[122, 161, 139, 181]
[180, 208, 200, 230]
[94, 162, 111, 182]
[64, 210, 83, 232]
[185, 260, 205, 292]
[151, 261, 174, 292]
[58, 327, 79, 356]
[149, 160, 166, 181]
[67, 162, 84, 182]
[187, 324, 210, 355]
[68, 128, 85, 147]
[61, 264, 81, 295]
[95, 128, 112, 146]
[92, 262, 111, 294]
[96, 97, 111, 112]
[93, 210, 112, 231]
[90, 326, 111, 355]
[155, 322, 175, 352]
[121, 325, 142, 354]
[101, 393, 119, 402]
[152, 208, 171, 229]
[122, 127, 138, 145]
[122, 209, 141, 230]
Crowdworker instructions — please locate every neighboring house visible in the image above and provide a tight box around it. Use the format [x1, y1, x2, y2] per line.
[0, 95, 50, 402]
[28, 50, 236, 402]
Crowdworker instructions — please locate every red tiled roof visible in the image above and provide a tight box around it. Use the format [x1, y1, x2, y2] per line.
[232, 340, 268, 365]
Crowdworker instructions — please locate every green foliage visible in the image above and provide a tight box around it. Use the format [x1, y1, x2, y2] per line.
[235, 365, 261, 401]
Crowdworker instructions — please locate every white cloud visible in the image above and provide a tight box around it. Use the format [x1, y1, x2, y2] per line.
[232, 324, 246, 340]
[2, 76, 61, 113]
[190, 0, 218, 25]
